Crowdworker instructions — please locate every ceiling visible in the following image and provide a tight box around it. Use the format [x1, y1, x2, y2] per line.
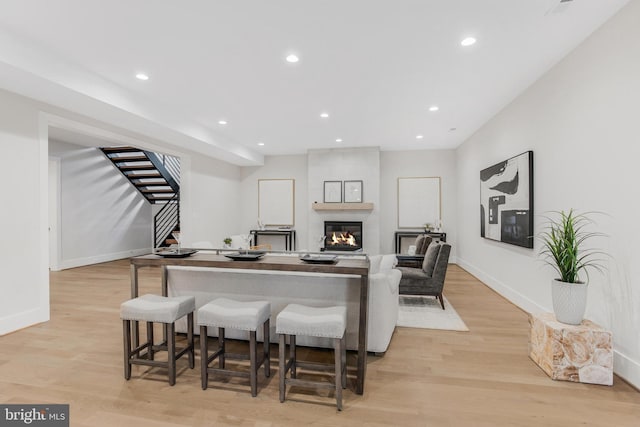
[0, 0, 629, 165]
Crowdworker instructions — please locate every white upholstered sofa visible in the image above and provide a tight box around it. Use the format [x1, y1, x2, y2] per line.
[167, 253, 401, 353]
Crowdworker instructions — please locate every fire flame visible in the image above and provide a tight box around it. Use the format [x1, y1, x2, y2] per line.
[330, 232, 357, 246]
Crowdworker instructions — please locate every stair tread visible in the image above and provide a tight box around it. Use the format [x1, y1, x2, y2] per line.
[135, 182, 169, 187]
[119, 165, 157, 171]
[108, 155, 148, 161]
[147, 195, 176, 200]
[140, 189, 175, 193]
[112, 158, 150, 164]
[101, 147, 141, 153]
[129, 173, 162, 179]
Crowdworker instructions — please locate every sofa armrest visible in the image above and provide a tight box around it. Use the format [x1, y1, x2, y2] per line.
[369, 269, 401, 293]
[367, 269, 401, 353]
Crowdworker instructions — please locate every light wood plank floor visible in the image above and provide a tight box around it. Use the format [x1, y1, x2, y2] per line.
[1, 260, 638, 426]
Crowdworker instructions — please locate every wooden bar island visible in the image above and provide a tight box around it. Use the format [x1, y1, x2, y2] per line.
[130, 252, 370, 395]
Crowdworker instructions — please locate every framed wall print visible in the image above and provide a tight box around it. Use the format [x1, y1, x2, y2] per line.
[397, 177, 441, 228]
[258, 178, 295, 226]
[323, 181, 342, 203]
[344, 180, 363, 203]
[480, 150, 533, 248]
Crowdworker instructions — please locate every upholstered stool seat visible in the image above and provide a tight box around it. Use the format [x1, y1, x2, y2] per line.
[276, 304, 347, 410]
[120, 294, 195, 385]
[198, 298, 271, 397]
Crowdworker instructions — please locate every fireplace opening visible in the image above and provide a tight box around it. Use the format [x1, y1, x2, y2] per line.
[323, 221, 363, 251]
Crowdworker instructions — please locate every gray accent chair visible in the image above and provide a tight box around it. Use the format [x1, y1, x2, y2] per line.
[397, 243, 452, 309]
[414, 235, 432, 255]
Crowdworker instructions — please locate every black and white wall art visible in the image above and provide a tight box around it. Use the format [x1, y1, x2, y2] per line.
[480, 151, 533, 248]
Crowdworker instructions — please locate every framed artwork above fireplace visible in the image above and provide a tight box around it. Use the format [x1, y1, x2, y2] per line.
[323, 181, 342, 203]
[344, 180, 363, 203]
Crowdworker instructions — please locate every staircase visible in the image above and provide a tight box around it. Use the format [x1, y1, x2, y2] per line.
[101, 147, 180, 203]
[101, 146, 181, 247]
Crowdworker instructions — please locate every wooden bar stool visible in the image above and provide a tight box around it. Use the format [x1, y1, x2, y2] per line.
[198, 298, 271, 397]
[120, 294, 195, 385]
[276, 304, 347, 410]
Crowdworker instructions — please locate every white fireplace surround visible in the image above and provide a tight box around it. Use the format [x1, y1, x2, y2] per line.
[307, 147, 381, 253]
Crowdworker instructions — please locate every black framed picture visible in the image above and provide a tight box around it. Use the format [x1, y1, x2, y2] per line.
[323, 181, 342, 203]
[344, 180, 363, 203]
[480, 151, 533, 248]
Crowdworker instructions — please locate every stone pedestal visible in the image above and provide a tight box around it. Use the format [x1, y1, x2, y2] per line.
[528, 312, 613, 386]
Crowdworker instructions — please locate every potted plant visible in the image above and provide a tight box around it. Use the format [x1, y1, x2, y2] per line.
[223, 237, 232, 248]
[539, 209, 606, 325]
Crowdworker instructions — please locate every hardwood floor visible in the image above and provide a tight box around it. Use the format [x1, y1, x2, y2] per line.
[1, 260, 639, 426]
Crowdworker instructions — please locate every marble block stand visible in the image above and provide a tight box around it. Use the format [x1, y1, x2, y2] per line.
[528, 312, 613, 386]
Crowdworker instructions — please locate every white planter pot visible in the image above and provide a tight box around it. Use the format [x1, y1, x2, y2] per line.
[551, 279, 588, 325]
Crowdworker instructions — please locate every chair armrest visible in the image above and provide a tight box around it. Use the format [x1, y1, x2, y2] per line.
[387, 269, 402, 294]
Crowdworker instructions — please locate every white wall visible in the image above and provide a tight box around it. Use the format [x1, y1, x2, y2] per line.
[235, 148, 455, 256]
[180, 154, 242, 248]
[380, 150, 457, 258]
[0, 89, 48, 335]
[455, 1, 640, 388]
[48, 140, 152, 268]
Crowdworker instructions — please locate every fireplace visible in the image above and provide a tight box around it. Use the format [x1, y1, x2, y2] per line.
[323, 221, 363, 251]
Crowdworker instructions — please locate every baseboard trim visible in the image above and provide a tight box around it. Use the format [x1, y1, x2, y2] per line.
[455, 256, 546, 314]
[59, 248, 151, 270]
[455, 256, 640, 390]
[613, 350, 640, 390]
[0, 306, 49, 336]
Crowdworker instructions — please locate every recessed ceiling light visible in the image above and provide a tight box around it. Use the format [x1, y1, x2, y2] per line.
[429, 105, 439, 112]
[286, 54, 299, 63]
[257, 142, 265, 146]
[460, 37, 477, 47]
[320, 112, 329, 118]
[218, 120, 227, 125]
[416, 135, 424, 139]
[335, 138, 343, 143]
[135, 73, 149, 81]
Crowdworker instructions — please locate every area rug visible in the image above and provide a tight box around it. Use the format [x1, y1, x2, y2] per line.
[397, 295, 469, 331]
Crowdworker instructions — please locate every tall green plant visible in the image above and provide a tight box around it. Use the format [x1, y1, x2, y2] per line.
[539, 209, 606, 283]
